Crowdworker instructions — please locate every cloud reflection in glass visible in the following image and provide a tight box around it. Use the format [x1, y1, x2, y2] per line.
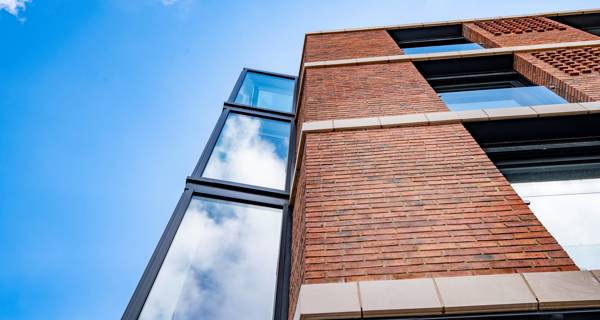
[139, 196, 282, 320]
[202, 113, 290, 190]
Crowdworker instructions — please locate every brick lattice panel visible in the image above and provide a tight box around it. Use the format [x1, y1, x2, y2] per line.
[474, 17, 566, 36]
[531, 47, 600, 76]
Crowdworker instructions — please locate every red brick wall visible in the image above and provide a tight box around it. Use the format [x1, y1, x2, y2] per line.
[289, 14, 596, 318]
[298, 62, 448, 124]
[289, 151, 307, 319]
[463, 17, 598, 48]
[515, 47, 600, 102]
[304, 30, 402, 62]
[293, 124, 576, 287]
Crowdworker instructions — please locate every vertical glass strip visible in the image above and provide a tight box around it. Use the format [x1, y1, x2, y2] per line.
[139, 196, 282, 320]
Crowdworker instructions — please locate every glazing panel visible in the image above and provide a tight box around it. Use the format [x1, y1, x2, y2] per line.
[403, 42, 483, 54]
[202, 113, 290, 190]
[234, 72, 294, 113]
[439, 86, 567, 111]
[512, 178, 600, 270]
[139, 196, 282, 320]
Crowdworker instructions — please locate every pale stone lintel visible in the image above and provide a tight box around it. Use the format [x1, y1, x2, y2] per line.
[301, 102, 598, 134]
[294, 271, 600, 319]
[306, 8, 600, 35]
[303, 40, 600, 68]
[289, 102, 600, 202]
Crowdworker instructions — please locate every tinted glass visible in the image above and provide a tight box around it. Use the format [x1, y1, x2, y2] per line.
[139, 196, 282, 320]
[512, 178, 600, 270]
[403, 42, 483, 54]
[439, 86, 567, 111]
[202, 113, 290, 190]
[234, 72, 295, 113]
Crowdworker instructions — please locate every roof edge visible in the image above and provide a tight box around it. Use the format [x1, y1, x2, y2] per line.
[306, 7, 600, 35]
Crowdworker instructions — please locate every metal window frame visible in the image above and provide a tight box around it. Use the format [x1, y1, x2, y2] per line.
[190, 105, 296, 196]
[550, 13, 600, 36]
[414, 55, 536, 93]
[388, 24, 480, 49]
[121, 183, 292, 320]
[465, 114, 600, 184]
[227, 68, 298, 114]
[123, 69, 297, 320]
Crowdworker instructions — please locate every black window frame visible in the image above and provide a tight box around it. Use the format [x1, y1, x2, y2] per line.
[190, 105, 296, 197]
[465, 114, 600, 183]
[414, 54, 535, 93]
[388, 24, 482, 51]
[550, 13, 600, 36]
[228, 68, 297, 116]
[122, 69, 298, 320]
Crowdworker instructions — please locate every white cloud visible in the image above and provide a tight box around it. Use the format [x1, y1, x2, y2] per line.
[0, 0, 29, 17]
[161, 0, 177, 6]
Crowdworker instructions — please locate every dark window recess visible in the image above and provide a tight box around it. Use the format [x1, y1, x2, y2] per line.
[388, 24, 483, 54]
[415, 55, 532, 92]
[550, 13, 600, 36]
[414, 55, 566, 110]
[465, 114, 600, 183]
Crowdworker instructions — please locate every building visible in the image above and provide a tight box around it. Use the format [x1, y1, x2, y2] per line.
[123, 8, 600, 320]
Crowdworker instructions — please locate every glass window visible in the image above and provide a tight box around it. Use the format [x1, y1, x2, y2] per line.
[234, 72, 295, 113]
[512, 178, 600, 270]
[403, 43, 483, 55]
[439, 86, 567, 111]
[202, 113, 290, 190]
[139, 196, 282, 320]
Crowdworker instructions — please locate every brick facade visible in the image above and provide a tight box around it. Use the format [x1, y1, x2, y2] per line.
[298, 62, 448, 124]
[298, 125, 576, 283]
[464, 17, 598, 48]
[290, 12, 599, 319]
[303, 30, 402, 62]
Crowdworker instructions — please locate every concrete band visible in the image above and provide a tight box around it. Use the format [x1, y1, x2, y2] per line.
[294, 270, 600, 319]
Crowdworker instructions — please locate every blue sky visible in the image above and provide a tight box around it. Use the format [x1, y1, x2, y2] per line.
[0, 0, 597, 319]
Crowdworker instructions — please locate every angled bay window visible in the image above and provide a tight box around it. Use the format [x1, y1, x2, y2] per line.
[124, 69, 296, 320]
[388, 24, 483, 55]
[231, 69, 296, 113]
[466, 115, 600, 270]
[202, 112, 290, 190]
[415, 55, 567, 110]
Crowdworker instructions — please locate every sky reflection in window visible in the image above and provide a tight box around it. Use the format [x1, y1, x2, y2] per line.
[139, 196, 282, 320]
[234, 72, 295, 113]
[512, 178, 600, 270]
[202, 113, 290, 190]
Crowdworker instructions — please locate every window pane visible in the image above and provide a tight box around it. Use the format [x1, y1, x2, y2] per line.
[202, 113, 290, 190]
[439, 86, 567, 111]
[234, 72, 295, 113]
[139, 196, 282, 320]
[512, 178, 600, 270]
[403, 43, 483, 54]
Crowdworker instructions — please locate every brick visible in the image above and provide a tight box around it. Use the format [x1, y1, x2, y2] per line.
[463, 17, 598, 48]
[304, 29, 402, 62]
